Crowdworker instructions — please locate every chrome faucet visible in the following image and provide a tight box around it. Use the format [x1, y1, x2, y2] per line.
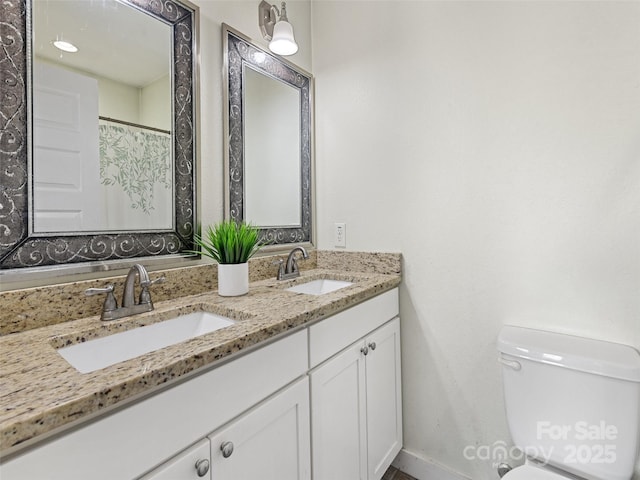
[85, 264, 165, 321]
[275, 246, 309, 280]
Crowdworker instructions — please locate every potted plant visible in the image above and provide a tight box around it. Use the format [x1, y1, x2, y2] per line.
[191, 220, 262, 296]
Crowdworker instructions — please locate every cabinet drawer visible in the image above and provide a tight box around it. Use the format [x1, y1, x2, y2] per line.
[309, 288, 398, 368]
[1, 330, 308, 480]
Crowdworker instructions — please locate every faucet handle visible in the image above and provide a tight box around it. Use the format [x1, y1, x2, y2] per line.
[85, 285, 114, 295]
[141, 275, 166, 288]
[85, 285, 117, 312]
[139, 275, 166, 305]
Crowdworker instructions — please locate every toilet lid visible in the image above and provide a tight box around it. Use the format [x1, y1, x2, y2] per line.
[503, 465, 572, 480]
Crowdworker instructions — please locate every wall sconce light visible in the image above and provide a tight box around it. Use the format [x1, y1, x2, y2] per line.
[258, 0, 298, 56]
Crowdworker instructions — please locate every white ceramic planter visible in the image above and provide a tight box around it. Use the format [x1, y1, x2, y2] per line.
[217, 263, 249, 296]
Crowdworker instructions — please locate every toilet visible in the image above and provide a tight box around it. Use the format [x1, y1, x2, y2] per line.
[497, 325, 640, 480]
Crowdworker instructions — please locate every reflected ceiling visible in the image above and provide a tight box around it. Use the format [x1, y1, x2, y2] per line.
[33, 0, 169, 87]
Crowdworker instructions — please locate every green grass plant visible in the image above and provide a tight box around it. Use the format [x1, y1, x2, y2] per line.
[190, 220, 261, 264]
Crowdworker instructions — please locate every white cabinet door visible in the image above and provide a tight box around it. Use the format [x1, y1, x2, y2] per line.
[365, 318, 403, 480]
[310, 341, 368, 480]
[208, 377, 311, 480]
[310, 318, 402, 480]
[140, 439, 211, 480]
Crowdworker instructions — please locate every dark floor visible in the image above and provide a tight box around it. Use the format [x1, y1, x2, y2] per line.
[382, 465, 418, 480]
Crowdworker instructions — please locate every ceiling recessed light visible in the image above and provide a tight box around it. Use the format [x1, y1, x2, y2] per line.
[53, 40, 78, 53]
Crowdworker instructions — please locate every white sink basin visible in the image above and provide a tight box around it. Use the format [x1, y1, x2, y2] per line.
[57, 311, 235, 373]
[286, 279, 353, 296]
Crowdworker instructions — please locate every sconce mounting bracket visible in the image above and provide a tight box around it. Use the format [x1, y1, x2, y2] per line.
[259, 0, 276, 40]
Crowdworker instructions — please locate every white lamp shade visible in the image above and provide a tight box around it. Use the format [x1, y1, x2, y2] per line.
[269, 20, 298, 55]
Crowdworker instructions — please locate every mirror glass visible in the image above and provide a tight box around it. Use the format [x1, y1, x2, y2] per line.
[224, 25, 312, 245]
[244, 66, 300, 227]
[0, 0, 196, 271]
[32, 0, 172, 233]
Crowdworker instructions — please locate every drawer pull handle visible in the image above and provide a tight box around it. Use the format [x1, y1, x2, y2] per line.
[361, 346, 369, 356]
[195, 458, 210, 477]
[221, 441, 234, 458]
[368, 342, 377, 351]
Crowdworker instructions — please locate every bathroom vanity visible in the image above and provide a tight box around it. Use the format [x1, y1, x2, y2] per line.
[0, 256, 401, 480]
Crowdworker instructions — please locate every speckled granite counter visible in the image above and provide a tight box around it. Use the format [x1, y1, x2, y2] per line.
[0, 252, 401, 454]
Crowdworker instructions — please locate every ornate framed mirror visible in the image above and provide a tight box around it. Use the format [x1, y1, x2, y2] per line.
[0, 0, 198, 272]
[223, 25, 313, 247]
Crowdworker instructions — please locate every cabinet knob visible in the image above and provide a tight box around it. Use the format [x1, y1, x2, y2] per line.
[368, 342, 377, 351]
[220, 441, 234, 458]
[360, 346, 369, 356]
[194, 458, 210, 477]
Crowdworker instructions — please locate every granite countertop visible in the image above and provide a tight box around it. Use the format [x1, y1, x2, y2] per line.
[0, 267, 400, 453]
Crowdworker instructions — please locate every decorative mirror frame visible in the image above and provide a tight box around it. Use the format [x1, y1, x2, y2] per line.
[0, 0, 198, 270]
[223, 25, 313, 246]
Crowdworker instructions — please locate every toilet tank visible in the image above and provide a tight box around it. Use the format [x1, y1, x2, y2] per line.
[498, 325, 640, 480]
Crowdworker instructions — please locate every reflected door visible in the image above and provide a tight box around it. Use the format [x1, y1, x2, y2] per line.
[33, 62, 105, 232]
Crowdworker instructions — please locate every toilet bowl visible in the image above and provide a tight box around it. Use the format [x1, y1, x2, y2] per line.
[497, 325, 640, 480]
[502, 463, 578, 480]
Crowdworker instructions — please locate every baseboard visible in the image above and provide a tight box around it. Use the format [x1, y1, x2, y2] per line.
[392, 448, 471, 480]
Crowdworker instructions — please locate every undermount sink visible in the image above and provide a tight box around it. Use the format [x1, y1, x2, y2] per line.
[286, 279, 353, 296]
[57, 311, 235, 373]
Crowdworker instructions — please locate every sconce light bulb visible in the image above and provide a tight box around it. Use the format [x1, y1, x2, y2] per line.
[269, 20, 298, 55]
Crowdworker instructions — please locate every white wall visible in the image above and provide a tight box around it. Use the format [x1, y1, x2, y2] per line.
[312, 1, 640, 479]
[141, 74, 171, 130]
[98, 76, 140, 123]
